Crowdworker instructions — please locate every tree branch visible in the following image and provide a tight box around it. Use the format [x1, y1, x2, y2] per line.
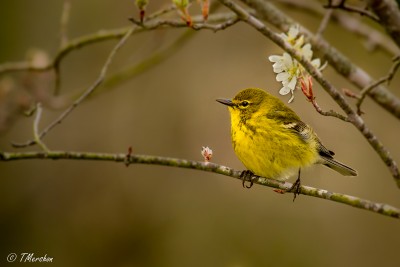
[0, 150, 399, 219]
[9, 12, 241, 148]
[72, 14, 239, 99]
[12, 27, 135, 148]
[276, 0, 399, 55]
[366, 0, 400, 48]
[32, 103, 49, 152]
[0, 28, 131, 75]
[0, 11, 238, 76]
[356, 56, 400, 114]
[324, 0, 380, 23]
[97, 29, 196, 96]
[59, 0, 71, 48]
[316, 7, 333, 37]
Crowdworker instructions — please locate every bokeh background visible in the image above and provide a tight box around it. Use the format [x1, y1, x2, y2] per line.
[1, 0, 400, 266]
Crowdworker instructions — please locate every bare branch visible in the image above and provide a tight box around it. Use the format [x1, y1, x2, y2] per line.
[12, 27, 135, 148]
[146, 4, 176, 21]
[60, 0, 71, 48]
[96, 14, 240, 96]
[0, 12, 238, 76]
[32, 103, 49, 152]
[276, 0, 399, 55]
[324, 0, 380, 23]
[11, 12, 240, 147]
[0, 150, 399, 219]
[316, 8, 333, 37]
[366, 0, 400, 48]
[0, 61, 50, 74]
[300, 76, 349, 121]
[356, 56, 400, 115]
[192, 17, 240, 31]
[97, 29, 196, 96]
[53, 0, 72, 96]
[0, 28, 131, 76]
[312, 99, 349, 122]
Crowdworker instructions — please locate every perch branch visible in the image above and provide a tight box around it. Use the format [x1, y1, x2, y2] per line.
[0, 150, 399, 219]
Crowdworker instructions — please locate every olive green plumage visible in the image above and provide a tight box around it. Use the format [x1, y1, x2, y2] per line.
[217, 88, 357, 180]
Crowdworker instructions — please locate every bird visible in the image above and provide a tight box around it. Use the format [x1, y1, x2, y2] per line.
[216, 88, 357, 199]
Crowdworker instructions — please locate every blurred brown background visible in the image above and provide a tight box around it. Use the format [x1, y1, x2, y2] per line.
[1, 0, 400, 266]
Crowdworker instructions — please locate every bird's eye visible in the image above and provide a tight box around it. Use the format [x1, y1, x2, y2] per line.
[241, 101, 249, 107]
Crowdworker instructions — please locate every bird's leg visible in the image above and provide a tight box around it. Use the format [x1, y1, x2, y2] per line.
[240, 170, 259, 188]
[287, 168, 302, 201]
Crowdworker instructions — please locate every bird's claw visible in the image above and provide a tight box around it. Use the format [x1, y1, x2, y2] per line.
[240, 170, 258, 188]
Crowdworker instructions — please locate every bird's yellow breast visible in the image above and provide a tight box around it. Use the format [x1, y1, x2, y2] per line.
[229, 108, 319, 180]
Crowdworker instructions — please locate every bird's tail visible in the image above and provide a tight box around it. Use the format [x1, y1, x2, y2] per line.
[322, 157, 358, 176]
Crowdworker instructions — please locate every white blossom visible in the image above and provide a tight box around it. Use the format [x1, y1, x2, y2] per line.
[268, 25, 326, 103]
[279, 24, 300, 45]
[269, 52, 301, 103]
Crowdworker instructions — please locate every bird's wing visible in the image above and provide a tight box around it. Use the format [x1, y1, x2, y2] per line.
[267, 108, 335, 158]
[285, 120, 335, 158]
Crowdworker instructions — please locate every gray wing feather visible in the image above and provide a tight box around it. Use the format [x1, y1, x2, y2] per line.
[284, 121, 335, 158]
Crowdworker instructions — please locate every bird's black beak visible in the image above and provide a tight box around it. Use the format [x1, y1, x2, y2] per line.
[216, 98, 235, 107]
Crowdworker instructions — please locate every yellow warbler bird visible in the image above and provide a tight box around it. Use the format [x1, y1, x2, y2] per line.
[217, 88, 357, 197]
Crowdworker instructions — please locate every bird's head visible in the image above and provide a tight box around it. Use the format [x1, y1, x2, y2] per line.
[216, 88, 273, 121]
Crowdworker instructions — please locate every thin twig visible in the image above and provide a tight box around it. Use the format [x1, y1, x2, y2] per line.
[36, 14, 238, 104]
[300, 76, 349, 121]
[12, 27, 135, 148]
[219, 0, 400, 188]
[356, 56, 400, 115]
[131, 15, 240, 32]
[144, 3, 176, 21]
[324, 0, 380, 23]
[54, 0, 71, 96]
[316, 8, 333, 37]
[32, 103, 50, 152]
[0, 4, 174, 76]
[52, 27, 133, 72]
[0, 150, 399, 219]
[311, 99, 349, 122]
[0, 61, 48, 75]
[60, 0, 71, 48]
[91, 14, 239, 96]
[97, 29, 196, 95]
[192, 17, 240, 31]
[0, 12, 238, 76]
